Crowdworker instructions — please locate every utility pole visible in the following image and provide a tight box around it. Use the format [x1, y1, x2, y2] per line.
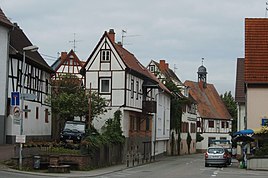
[88, 83, 92, 129]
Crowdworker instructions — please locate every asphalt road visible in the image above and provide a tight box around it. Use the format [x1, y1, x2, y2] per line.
[0, 154, 267, 178]
[98, 154, 268, 178]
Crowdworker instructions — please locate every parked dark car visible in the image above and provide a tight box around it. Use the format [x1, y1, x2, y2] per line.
[60, 121, 86, 144]
[205, 146, 229, 167]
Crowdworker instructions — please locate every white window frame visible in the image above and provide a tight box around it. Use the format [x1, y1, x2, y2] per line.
[100, 78, 111, 93]
[101, 50, 111, 62]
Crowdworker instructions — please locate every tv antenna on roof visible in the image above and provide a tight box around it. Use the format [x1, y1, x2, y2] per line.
[121, 29, 141, 46]
[69, 33, 81, 53]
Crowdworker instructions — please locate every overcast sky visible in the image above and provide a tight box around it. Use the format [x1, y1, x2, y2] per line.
[1, 0, 267, 95]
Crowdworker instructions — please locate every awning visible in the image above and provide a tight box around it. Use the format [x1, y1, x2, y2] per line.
[233, 129, 254, 137]
[232, 135, 254, 143]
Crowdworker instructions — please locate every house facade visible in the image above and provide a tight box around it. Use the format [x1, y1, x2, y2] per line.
[243, 18, 268, 130]
[0, 8, 13, 144]
[5, 23, 54, 143]
[51, 50, 85, 84]
[235, 58, 246, 131]
[83, 29, 171, 158]
[184, 64, 232, 152]
[147, 60, 197, 155]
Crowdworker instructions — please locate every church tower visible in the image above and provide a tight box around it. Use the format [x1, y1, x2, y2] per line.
[197, 58, 207, 88]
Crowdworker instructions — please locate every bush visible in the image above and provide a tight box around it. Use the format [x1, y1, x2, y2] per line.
[255, 143, 268, 156]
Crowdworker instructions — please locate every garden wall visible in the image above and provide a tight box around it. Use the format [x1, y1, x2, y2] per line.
[247, 156, 268, 170]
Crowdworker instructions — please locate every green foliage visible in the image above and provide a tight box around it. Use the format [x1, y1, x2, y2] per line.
[50, 74, 107, 122]
[187, 132, 192, 154]
[49, 147, 80, 154]
[82, 110, 125, 155]
[196, 132, 204, 142]
[102, 110, 125, 144]
[255, 143, 268, 156]
[220, 91, 237, 133]
[164, 80, 185, 133]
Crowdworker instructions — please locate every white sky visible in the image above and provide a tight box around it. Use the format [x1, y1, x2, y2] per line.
[1, 0, 267, 95]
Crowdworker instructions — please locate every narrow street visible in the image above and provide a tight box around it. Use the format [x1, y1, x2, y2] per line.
[1, 154, 267, 178]
[98, 154, 268, 178]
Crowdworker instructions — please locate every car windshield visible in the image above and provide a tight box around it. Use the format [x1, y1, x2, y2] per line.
[64, 123, 85, 133]
[208, 148, 224, 154]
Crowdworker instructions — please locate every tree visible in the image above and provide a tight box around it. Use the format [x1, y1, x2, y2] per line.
[50, 74, 107, 139]
[187, 132, 192, 154]
[220, 91, 237, 133]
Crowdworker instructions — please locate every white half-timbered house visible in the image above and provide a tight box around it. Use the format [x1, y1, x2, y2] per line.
[51, 50, 85, 84]
[5, 23, 54, 143]
[83, 29, 171, 157]
[147, 60, 197, 155]
[0, 8, 13, 144]
[184, 64, 232, 152]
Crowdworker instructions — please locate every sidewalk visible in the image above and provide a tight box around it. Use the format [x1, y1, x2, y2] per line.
[1, 163, 128, 177]
[0, 144, 15, 162]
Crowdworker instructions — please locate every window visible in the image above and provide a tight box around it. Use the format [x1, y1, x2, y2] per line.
[131, 79, 134, 98]
[149, 65, 155, 72]
[45, 79, 48, 94]
[226, 122, 229, 129]
[191, 123, 196, 133]
[100, 78, 111, 93]
[24, 105, 28, 119]
[136, 81, 139, 100]
[101, 50, 110, 62]
[197, 121, 201, 127]
[45, 109, 49, 123]
[221, 121, 225, 128]
[36, 107, 39, 119]
[208, 120, 214, 128]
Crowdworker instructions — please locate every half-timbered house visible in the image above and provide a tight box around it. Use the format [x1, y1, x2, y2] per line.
[5, 23, 54, 143]
[0, 8, 13, 144]
[184, 64, 232, 152]
[51, 50, 85, 84]
[83, 29, 171, 158]
[147, 60, 197, 155]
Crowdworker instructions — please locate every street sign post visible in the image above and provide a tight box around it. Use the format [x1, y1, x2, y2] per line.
[11, 92, 20, 106]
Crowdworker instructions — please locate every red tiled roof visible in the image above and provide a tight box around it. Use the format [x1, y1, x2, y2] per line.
[184, 80, 231, 120]
[245, 18, 268, 83]
[0, 8, 13, 28]
[235, 58, 245, 103]
[112, 36, 171, 93]
[10, 24, 53, 73]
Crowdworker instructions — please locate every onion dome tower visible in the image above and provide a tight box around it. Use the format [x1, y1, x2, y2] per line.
[197, 58, 207, 88]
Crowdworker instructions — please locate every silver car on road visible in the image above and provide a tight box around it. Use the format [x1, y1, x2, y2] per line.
[205, 146, 228, 167]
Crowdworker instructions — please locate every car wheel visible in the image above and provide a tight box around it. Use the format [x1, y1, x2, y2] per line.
[205, 163, 209, 167]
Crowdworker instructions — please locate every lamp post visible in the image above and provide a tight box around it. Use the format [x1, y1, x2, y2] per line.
[19, 45, 38, 170]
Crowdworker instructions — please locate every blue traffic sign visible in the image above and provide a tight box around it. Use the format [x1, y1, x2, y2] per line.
[11, 92, 20, 106]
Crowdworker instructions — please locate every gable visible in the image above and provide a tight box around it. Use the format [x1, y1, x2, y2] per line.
[85, 34, 126, 72]
[184, 80, 231, 120]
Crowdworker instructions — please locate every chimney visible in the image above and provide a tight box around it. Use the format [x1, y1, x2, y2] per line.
[61, 52, 67, 61]
[108, 29, 115, 42]
[159, 60, 169, 71]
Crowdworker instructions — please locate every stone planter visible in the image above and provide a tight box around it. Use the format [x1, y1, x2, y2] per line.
[247, 156, 268, 170]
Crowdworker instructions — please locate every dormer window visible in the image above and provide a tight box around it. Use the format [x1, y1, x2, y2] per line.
[149, 65, 155, 72]
[101, 50, 111, 62]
